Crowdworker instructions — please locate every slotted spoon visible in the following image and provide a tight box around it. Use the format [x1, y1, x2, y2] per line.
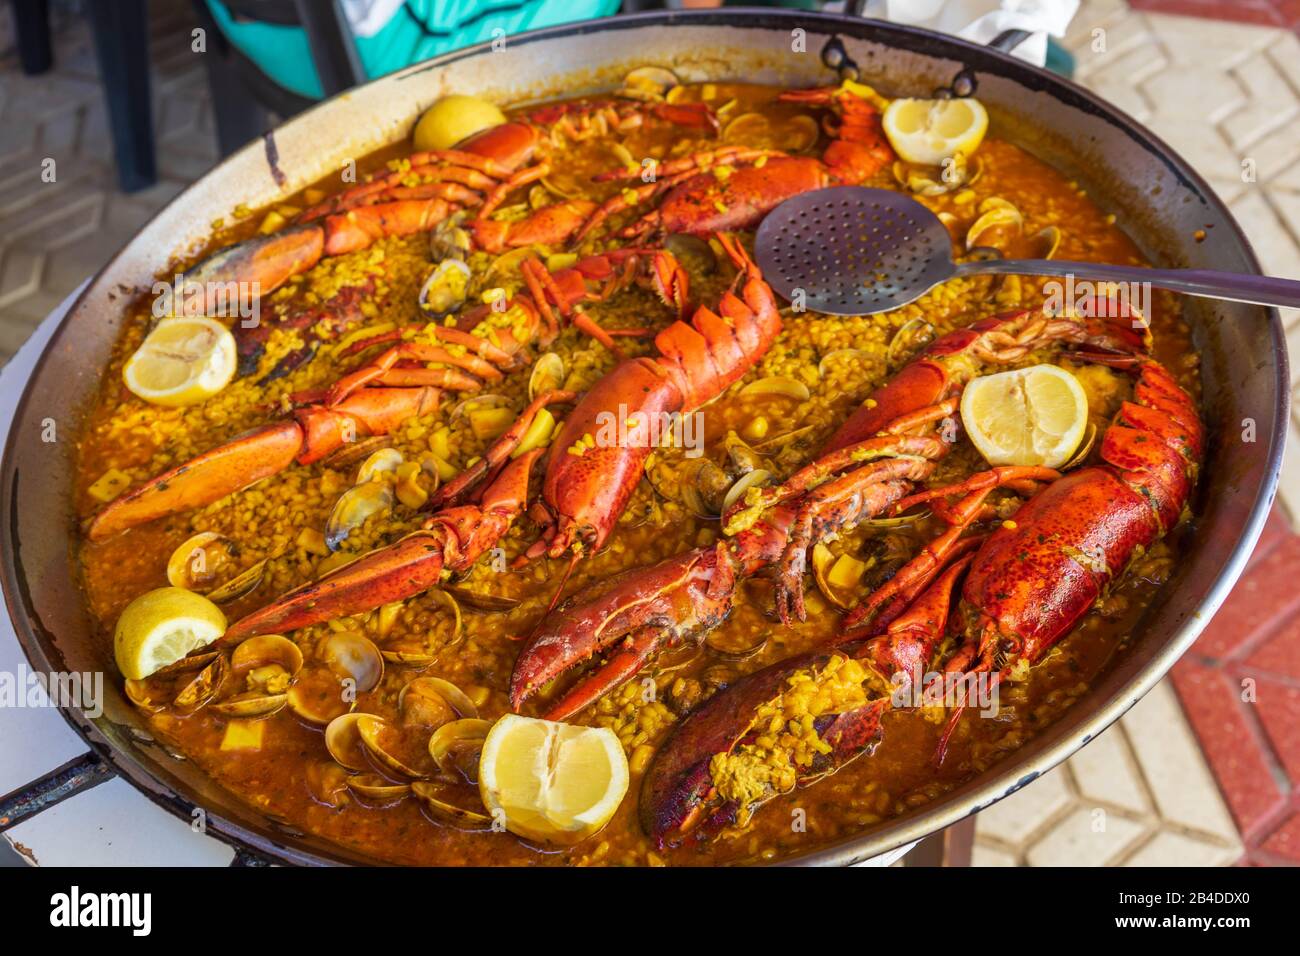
[753, 186, 1300, 315]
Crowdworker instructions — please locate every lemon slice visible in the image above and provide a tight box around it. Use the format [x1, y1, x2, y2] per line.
[123, 317, 237, 407]
[114, 586, 227, 680]
[478, 714, 629, 845]
[960, 364, 1088, 469]
[882, 97, 988, 166]
[413, 95, 506, 151]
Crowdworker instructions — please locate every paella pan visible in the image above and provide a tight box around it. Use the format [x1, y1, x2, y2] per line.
[1, 11, 1285, 867]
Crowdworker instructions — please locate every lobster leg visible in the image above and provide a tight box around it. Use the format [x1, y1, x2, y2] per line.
[223, 448, 544, 642]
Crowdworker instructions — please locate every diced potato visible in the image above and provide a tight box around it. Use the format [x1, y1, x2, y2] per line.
[221, 719, 264, 751]
[88, 468, 132, 503]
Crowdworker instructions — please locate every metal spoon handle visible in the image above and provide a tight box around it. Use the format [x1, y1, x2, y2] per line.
[955, 258, 1300, 309]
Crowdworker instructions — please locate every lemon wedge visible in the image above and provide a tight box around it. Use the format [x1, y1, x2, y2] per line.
[114, 587, 227, 680]
[478, 714, 629, 845]
[960, 364, 1089, 469]
[882, 96, 988, 166]
[413, 95, 506, 151]
[123, 317, 236, 407]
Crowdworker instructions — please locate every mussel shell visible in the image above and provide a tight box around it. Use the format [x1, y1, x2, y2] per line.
[210, 691, 287, 718]
[151, 649, 220, 678]
[357, 714, 435, 779]
[324, 631, 384, 692]
[172, 655, 229, 713]
[410, 781, 492, 829]
[418, 258, 472, 318]
[428, 718, 492, 774]
[166, 532, 236, 592]
[347, 773, 412, 804]
[324, 711, 371, 771]
[325, 481, 393, 551]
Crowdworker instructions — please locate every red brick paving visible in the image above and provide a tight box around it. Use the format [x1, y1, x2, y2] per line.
[1130, 0, 1300, 29]
[1172, 506, 1300, 865]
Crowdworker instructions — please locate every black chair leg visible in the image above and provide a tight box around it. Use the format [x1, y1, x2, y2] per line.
[85, 0, 157, 193]
[10, 0, 52, 75]
[189, 0, 271, 157]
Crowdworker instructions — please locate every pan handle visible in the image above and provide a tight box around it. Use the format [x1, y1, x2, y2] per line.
[0, 750, 113, 833]
[821, 28, 1037, 98]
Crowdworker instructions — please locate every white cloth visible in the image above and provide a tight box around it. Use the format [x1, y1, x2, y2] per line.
[339, 0, 406, 38]
[861, 0, 1080, 67]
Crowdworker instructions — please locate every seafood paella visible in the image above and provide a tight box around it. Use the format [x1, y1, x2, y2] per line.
[74, 70, 1203, 866]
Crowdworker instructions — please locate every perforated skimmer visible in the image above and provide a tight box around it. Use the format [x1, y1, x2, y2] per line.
[753, 186, 1300, 315]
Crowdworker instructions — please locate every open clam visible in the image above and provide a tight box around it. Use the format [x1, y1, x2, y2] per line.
[528, 352, 566, 401]
[410, 781, 492, 829]
[355, 447, 404, 484]
[419, 258, 472, 318]
[325, 481, 393, 551]
[620, 65, 678, 101]
[172, 654, 229, 714]
[428, 718, 492, 776]
[212, 634, 302, 718]
[965, 197, 1023, 251]
[166, 532, 237, 592]
[324, 712, 372, 772]
[287, 667, 354, 725]
[357, 714, 436, 779]
[347, 773, 412, 804]
[399, 676, 479, 729]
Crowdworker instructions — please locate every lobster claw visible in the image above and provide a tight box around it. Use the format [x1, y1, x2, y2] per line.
[640, 649, 888, 845]
[510, 544, 736, 719]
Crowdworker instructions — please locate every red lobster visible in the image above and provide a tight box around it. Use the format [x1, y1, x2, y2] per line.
[180, 98, 716, 310]
[509, 306, 1150, 720]
[220, 233, 783, 641]
[86, 248, 688, 540]
[640, 351, 1202, 844]
[574, 83, 895, 243]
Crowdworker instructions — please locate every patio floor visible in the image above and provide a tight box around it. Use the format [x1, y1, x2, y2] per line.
[0, 0, 1297, 866]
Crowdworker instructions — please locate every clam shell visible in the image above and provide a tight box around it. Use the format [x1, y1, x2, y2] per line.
[410, 781, 492, 829]
[355, 447, 404, 484]
[324, 712, 371, 772]
[739, 376, 811, 401]
[287, 667, 354, 726]
[166, 532, 236, 592]
[324, 631, 384, 692]
[210, 691, 287, 718]
[399, 676, 479, 721]
[325, 480, 393, 551]
[418, 258, 472, 318]
[172, 655, 229, 714]
[721, 468, 771, 514]
[357, 714, 435, 779]
[528, 352, 566, 401]
[347, 773, 411, 803]
[620, 65, 678, 101]
[205, 558, 267, 604]
[428, 718, 492, 775]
